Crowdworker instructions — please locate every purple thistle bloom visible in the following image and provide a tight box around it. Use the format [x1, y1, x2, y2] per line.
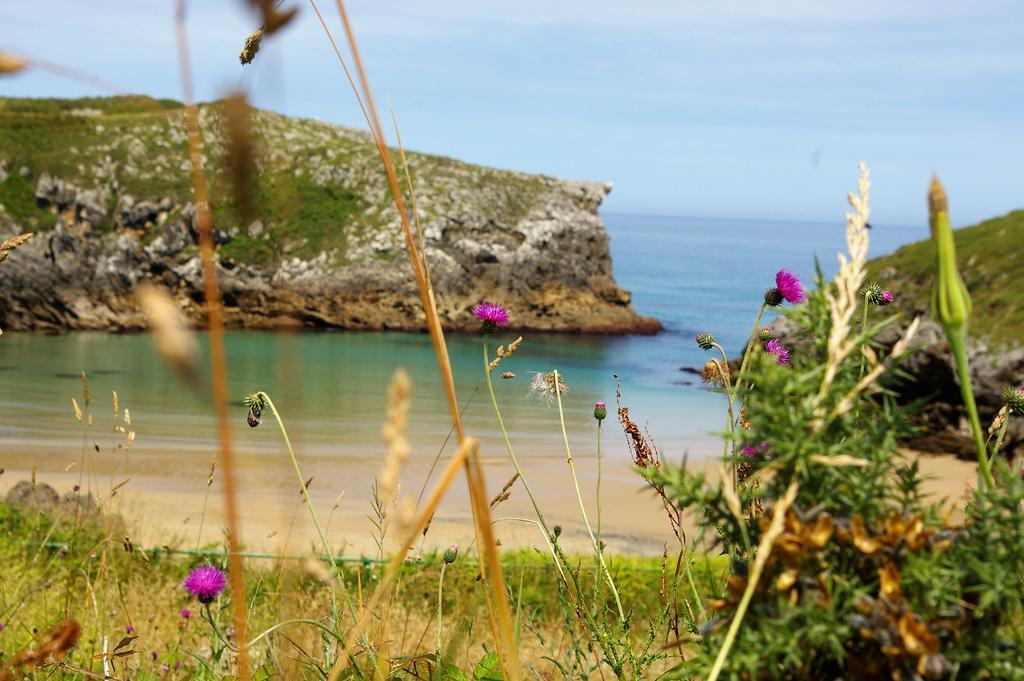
[741, 442, 770, 458]
[775, 270, 805, 304]
[183, 565, 227, 604]
[473, 302, 510, 334]
[879, 290, 894, 306]
[126, 624, 134, 634]
[765, 339, 791, 365]
[180, 608, 192, 619]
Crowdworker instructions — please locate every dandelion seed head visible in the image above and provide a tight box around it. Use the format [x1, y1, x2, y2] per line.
[529, 371, 569, 403]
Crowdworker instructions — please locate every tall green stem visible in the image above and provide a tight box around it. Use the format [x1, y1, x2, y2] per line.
[711, 344, 738, 489]
[858, 292, 870, 379]
[261, 393, 333, 562]
[946, 333, 995, 489]
[435, 563, 448, 660]
[552, 371, 626, 624]
[594, 421, 604, 614]
[733, 304, 767, 395]
[482, 339, 552, 535]
[258, 392, 357, 626]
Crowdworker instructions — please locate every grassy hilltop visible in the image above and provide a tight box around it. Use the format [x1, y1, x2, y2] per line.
[867, 209, 1024, 346]
[0, 95, 544, 267]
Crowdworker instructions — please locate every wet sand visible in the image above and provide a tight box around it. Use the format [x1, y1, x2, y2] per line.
[0, 441, 980, 558]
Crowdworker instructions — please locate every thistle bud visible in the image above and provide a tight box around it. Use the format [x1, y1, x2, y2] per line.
[758, 328, 773, 343]
[243, 392, 268, 428]
[695, 332, 716, 351]
[764, 288, 784, 307]
[1003, 386, 1024, 417]
[928, 177, 972, 332]
[593, 401, 607, 421]
[553, 525, 562, 539]
[443, 545, 459, 564]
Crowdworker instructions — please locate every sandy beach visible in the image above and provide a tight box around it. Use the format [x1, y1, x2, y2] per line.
[0, 441, 979, 559]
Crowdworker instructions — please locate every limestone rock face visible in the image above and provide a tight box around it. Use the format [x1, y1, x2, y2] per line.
[0, 98, 659, 335]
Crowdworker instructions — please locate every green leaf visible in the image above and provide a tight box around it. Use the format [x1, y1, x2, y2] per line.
[472, 652, 503, 681]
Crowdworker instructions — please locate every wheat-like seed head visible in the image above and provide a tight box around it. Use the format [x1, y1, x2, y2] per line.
[378, 368, 412, 506]
[817, 163, 871, 403]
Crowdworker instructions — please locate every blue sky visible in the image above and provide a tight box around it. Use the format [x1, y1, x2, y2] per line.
[2, 1, 1022, 225]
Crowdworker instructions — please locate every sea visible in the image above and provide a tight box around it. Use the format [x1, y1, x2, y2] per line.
[0, 214, 923, 478]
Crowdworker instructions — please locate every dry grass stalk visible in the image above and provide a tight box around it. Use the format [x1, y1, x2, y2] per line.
[247, 0, 298, 36]
[239, 30, 263, 65]
[136, 284, 199, 386]
[173, 2, 251, 678]
[326, 438, 483, 680]
[489, 472, 519, 509]
[315, 1, 520, 675]
[0, 52, 28, 75]
[488, 336, 524, 372]
[223, 93, 257, 224]
[0, 232, 33, 262]
[378, 369, 412, 506]
[816, 163, 871, 405]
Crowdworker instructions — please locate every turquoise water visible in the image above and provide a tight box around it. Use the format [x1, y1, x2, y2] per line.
[0, 214, 923, 467]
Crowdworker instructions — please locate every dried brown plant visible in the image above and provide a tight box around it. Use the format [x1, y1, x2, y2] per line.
[0, 620, 81, 681]
[136, 283, 199, 386]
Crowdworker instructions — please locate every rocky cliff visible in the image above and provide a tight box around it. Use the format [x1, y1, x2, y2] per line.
[0, 96, 659, 334]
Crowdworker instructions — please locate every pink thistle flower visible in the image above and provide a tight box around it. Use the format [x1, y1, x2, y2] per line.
[473, 302, 510, 334]
[775, 270, 805, 304]
[765, 339, 791, 365]
[180, 608, 192, 619]
[741, 442, 770, 458]
[879, 290, 894, 306]
[126, 624, 134, 634]
[183, 565, 226, 604]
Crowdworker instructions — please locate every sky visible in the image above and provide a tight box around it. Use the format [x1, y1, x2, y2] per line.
[1, 1, 1022, 225]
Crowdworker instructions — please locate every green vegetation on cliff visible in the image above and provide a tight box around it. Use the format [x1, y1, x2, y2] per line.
[867, 209, 1024, 345]
[0, 95, 546, 268]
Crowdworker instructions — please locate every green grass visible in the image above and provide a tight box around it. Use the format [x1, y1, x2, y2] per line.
[0, 500, 725, 677]
[867, 209, 1024, 346]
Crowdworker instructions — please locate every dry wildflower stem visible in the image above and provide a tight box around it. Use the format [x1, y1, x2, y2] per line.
[174, 3, 251, 677]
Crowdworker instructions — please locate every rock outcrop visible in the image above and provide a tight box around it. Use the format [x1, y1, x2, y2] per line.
[0, 97, 659, 335]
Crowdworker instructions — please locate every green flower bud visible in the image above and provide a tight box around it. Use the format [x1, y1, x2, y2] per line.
[1003, 386, 1024, 417]
[695, 332, 716, 351]
[928, 177, 972, 332]
[443, 545, 459, 564]
[763, 288, 784, 307]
